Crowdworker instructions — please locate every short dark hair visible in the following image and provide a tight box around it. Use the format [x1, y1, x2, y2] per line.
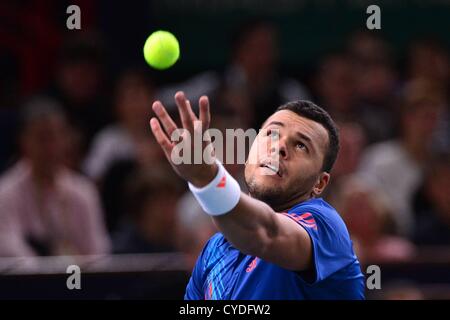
[276, 100, 340, 173]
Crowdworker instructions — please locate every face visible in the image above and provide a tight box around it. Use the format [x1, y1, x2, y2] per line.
[318, 57, 356, 111]
[116, 75, 153, 131]
[237, 25, 277, 77]
[410, 44, 450, 82]
[357, 64, 396, 100]
[341, 190, 383, 244]
[22, 114, 70, 174]
[403, 101, 442, 140]
[244, 110, 330, 210]
[59, 62, 101, 103]
[332, 122, 366, 178]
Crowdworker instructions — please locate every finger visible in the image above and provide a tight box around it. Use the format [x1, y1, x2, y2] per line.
[152, 101, 178, 137]
[186, 100, 198, 122]
[149, 117, 173, 157]
[199, 95, 211, 129]
[175, 91, 195, 130]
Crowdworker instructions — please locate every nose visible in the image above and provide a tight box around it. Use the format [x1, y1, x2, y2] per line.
[279, 139, 288, 160]
[269, 136, 288, 160]
[279, 145, 287, 159]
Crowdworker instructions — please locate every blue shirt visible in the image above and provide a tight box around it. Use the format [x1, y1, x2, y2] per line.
[185, 198, 365, 300]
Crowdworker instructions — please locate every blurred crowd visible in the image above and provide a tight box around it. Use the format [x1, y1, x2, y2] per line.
[0, 19, 449, 285]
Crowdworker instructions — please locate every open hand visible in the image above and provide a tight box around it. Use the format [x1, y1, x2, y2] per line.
[149, 91, 218, 187]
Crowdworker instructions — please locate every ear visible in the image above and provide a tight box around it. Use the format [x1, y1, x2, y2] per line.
[312, 172, 330, 197]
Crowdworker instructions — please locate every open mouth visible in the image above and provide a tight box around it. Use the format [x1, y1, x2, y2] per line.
[260, 163, 282, 177]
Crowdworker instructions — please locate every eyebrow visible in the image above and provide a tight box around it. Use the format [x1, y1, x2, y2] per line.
[296, 132, 313, 145]
[265, 121, 285, 128]
[265, 121, 313, 145]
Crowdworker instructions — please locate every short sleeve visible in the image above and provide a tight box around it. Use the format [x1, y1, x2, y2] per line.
[282, 209, 355, 284]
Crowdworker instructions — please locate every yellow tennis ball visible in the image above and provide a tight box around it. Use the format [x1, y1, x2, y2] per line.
[143, 30, 180, 70]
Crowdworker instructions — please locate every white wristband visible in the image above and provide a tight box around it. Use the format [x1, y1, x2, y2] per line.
[188, 160, 241, 216]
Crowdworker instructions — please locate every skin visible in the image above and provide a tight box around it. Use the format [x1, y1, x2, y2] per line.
[21, 114, 69, 187]
[150, 91, 331, 271]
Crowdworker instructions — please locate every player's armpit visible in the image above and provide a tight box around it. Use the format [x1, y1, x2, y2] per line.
[258, 212, 313, 271]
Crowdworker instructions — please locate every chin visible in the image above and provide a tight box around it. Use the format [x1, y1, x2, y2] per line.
[246, 177, 285, 204]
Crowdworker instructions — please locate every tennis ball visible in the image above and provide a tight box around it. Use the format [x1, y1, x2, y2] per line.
[143, 30, 180, 70]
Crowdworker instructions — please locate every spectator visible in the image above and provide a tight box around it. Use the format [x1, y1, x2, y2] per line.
[83, 69, 164, 233]
[408, 38, 450, 88]
[412, 153, 450, 246]
[83, 68, 162, 181]
[407, 39, 450, 153]
[112, 167, 184, 254]
[222, 20, 310, 128]
[357, 79, 446, 236]
[0, 97, 110, 257]
[46, 33, 111, 161]
[323, 121, 366, 203]
[348, 31, 393, 66]
[336, 177, 415, 264]
[314, 53, 358, 123]
[348, 31, 399, 143]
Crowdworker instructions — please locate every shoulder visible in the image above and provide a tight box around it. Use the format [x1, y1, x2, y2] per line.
[288, 199, 359, 282]
[288, 198, 350, 237]
[290, 198, 344, 224]
[91, 125, 130, 148]
[0, 162, 30, 197]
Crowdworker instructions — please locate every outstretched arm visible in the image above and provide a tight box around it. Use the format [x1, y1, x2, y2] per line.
[150, 91, 312, 271]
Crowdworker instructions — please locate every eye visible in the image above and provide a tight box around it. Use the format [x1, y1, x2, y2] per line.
[266, 129, 272, 136]
[296, 142, 306, 150]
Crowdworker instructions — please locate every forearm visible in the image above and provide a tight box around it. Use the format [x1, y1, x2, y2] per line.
[213, 194, 279, 257]
[188, 161, 283, 258]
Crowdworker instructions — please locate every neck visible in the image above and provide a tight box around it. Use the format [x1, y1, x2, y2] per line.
[30, 165, 59, 188]
[402, 135, 428, 164]
[272, 192, 314, 212]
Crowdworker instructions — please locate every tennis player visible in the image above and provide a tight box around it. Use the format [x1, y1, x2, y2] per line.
[150, 91, 365, 300]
